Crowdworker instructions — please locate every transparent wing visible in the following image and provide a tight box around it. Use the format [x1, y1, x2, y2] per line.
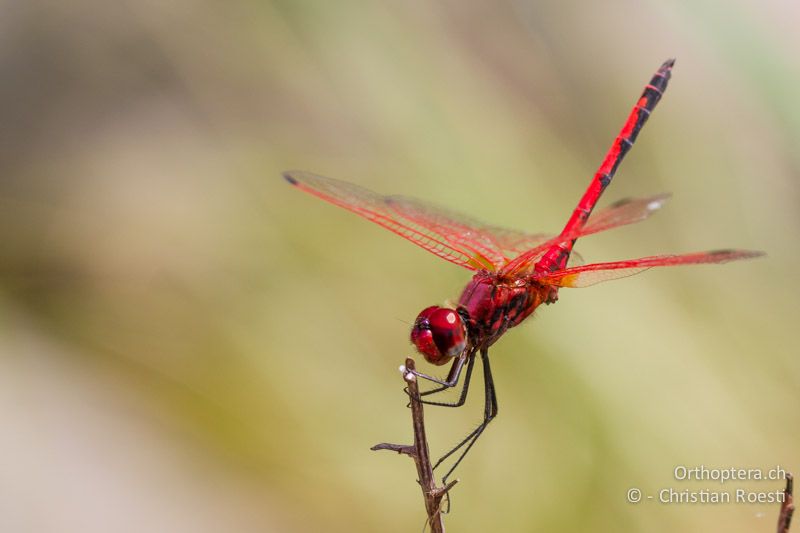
[392, 192, 670, 270]
[383, 195, 515, 268]
[286, 171, 672, 273]
[582, 193, 671, 235]
[285, 171, 524, 270]
[500, 193, 671, 277]
[533, 249, 764, 288]
[481, 228, 552, 257]
[381, 196, 593, 267]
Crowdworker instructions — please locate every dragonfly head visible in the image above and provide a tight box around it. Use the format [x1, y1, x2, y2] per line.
[410, 306, 467, 366]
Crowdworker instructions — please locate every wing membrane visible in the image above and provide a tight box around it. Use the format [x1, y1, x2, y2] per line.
[284, 171, 527, 270]
[582, 193, 671, 234]
[500, 193, 671, 276]
[533, 249, 764, 288]
[286, 171, 680, 274]
[384, 195, 512, 267]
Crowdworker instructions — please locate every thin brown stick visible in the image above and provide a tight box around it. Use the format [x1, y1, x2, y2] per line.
[372, 358, 456, 532]
[778, 473, 795, 533]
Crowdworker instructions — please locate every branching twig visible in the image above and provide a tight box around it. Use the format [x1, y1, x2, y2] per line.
[778, 473, 795, 533]
[372, 358, 456, 532]
[374, 359, 796, 533]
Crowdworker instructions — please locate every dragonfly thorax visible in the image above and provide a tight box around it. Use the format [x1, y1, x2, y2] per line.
[458, 271, 548, 342]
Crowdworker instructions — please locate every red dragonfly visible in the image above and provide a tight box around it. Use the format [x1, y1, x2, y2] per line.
[284, 59, 762, 482]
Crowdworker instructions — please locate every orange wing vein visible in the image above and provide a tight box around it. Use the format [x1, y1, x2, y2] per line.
[284, 171, 504, 270]
[500, 193, 671, 277]
[533, 249, 764, 288]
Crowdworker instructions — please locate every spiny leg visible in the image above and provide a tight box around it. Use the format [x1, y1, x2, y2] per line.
[418, 348, 475, 398]
[438, 349, 497, 484]
[418, 349, 478, 408]
[419, 319, 505, 405]
[409, 347, 471, 389]
[432, 347, 498, 484]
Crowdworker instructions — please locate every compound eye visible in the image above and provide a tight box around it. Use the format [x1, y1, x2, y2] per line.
[410, 306, 466, 366]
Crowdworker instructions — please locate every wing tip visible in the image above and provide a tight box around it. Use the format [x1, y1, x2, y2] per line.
[654, 191, 673, 203]
[711, 249, 766, 260]
[282, 171, 300, 186]
[647, 193, 671, 211]
[607, 192, 672, 210]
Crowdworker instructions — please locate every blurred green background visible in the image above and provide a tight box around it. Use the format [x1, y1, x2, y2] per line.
[0, 1, 797, 531]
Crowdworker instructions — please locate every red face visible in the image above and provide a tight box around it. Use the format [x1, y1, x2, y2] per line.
[410, 306, 467, 365]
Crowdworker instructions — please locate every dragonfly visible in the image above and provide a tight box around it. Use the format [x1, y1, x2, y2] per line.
[283, 59, 763, 483]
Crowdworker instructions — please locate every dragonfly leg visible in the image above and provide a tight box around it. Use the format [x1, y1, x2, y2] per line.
[417, 350, 477, 408]
[409, 347, 472, 389]
[433, 347, 498, 484]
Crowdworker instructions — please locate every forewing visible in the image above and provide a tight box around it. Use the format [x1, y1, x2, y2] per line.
[285, 171, 665, 273]
[284, 171, 500, 270]
[484, 228, 553, 257]
[500, 193, 671, 277]
[533, 249, 764, 288]
[383, 195, 513, 268]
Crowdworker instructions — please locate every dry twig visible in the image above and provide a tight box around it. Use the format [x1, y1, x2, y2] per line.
[778, 473, 795, 533]
[372, 358, 456, 532]
[374, 359, 796, 533]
